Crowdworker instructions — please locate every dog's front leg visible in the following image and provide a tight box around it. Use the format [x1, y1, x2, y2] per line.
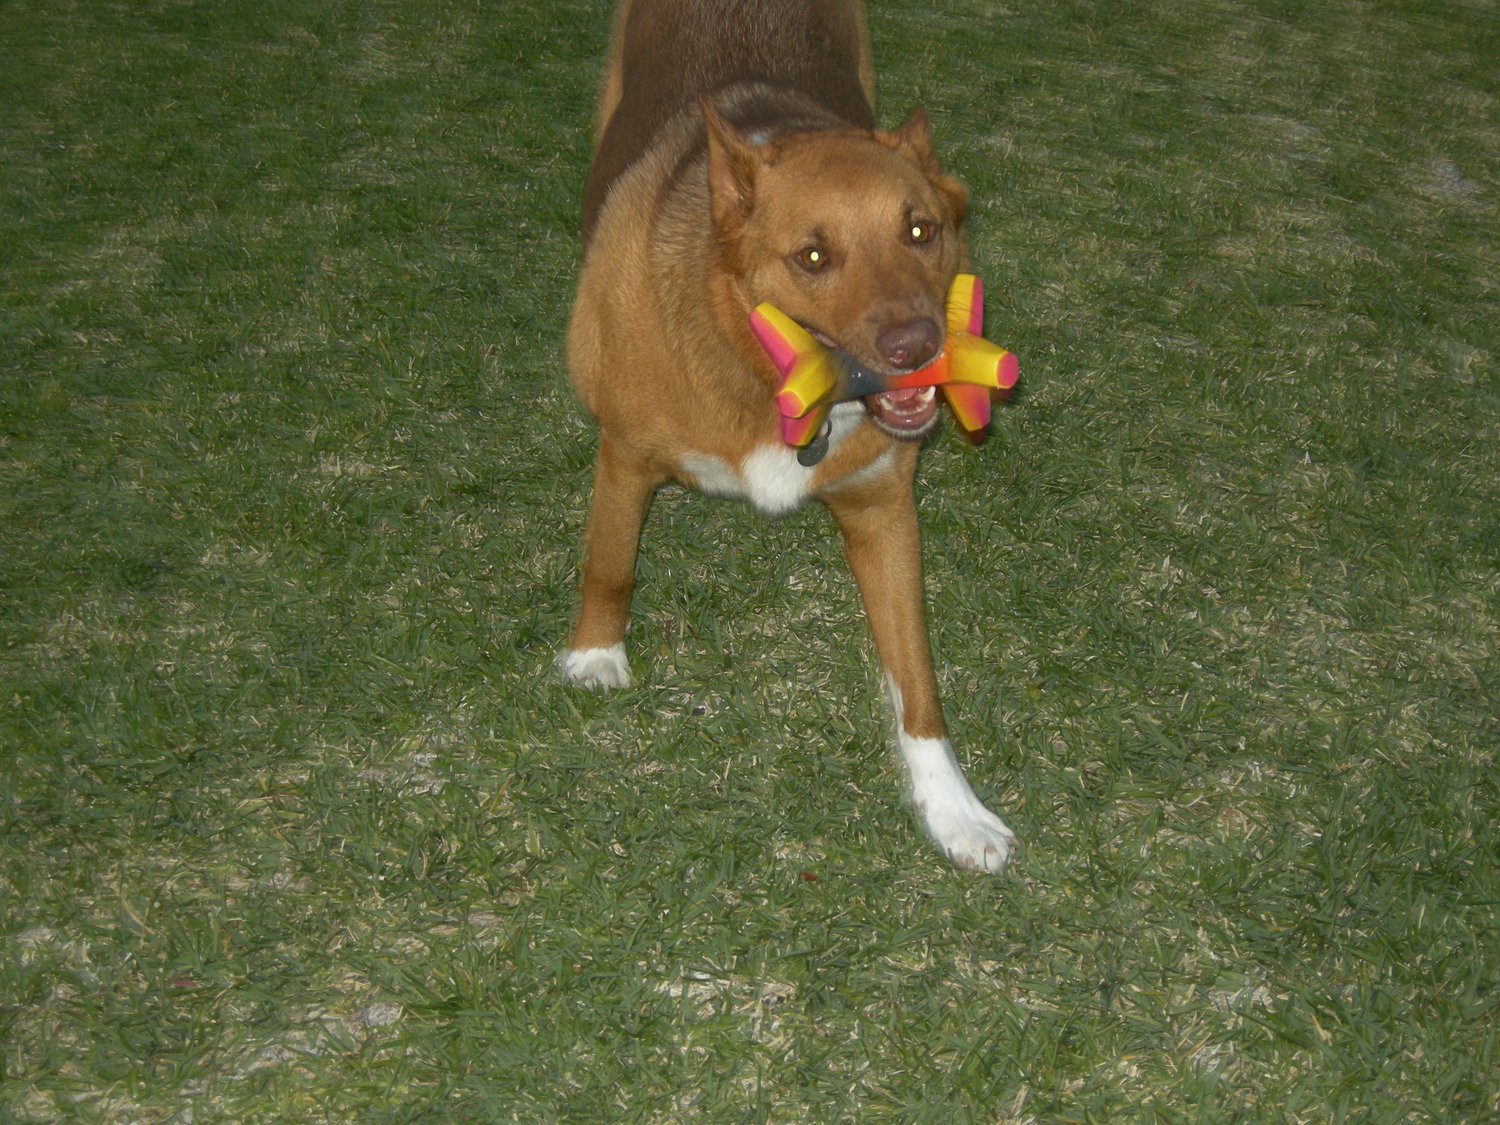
[824, 479, 1015, 873]
[561, 436, 658, 689]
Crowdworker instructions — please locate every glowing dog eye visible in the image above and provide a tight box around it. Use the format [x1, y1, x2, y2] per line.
[909, 221, 933, 244]
[796, 246, 828, 273]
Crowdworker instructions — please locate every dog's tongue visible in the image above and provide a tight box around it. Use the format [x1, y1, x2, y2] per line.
[865, 385, 938, 435]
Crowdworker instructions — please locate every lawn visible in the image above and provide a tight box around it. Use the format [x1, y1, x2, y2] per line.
[2, 0, 1496, 1120]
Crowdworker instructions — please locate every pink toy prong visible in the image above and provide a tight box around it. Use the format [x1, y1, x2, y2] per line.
[780, 406, 828, 447]
[749, 305, 809, 377]
[941, 383, 994, 435]
[997, 350, 1018, 393]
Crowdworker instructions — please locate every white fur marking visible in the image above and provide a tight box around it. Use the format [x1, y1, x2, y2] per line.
[559, 644, 632, 689]
[740, 445, 815, 514]
[677, 402, 867, 516]
[678, 453, 749, 500]
[888, 681, 1014, 872]
[678, 447, 810, 515]
[899, 732, 1015, 873]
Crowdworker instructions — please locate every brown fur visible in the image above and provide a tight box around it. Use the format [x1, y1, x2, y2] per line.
[582, 0, 876, 244]
[562, 0, 1012, 870]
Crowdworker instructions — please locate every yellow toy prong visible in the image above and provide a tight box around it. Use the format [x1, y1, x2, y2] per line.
[777, 350, 843, 420]
[749, 302, 818, 370]
[944, 334, 1017, 391]
[751, 302, 842, 429]
[946, 274, 983, 337]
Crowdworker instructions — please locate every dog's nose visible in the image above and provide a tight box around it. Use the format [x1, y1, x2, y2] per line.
[875, 317, 940, 370]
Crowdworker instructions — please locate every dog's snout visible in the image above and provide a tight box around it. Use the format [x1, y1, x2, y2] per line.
[876, 317, 940, 370]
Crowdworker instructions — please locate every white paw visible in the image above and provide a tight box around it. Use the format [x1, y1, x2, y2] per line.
[919, 792, 1016, 873]
[901, 734, 1015, 873]
[558, 644, 632, 689]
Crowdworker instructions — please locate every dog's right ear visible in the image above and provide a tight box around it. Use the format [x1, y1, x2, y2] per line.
[702, 99, 759, 229]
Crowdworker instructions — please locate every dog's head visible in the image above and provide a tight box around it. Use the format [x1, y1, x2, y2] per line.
[705, 103, 968, 439]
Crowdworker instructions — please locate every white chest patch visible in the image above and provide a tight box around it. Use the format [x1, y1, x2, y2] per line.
[679, 446, 809, 515]
[677, 403, 866, 516]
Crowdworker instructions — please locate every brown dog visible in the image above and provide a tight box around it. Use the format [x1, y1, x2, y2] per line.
[561, 0, 1014, 872]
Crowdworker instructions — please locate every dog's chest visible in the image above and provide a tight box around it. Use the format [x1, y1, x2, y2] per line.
[675, 403, 873, 515]
[678, 445, 811, 515]
[678, 405, 894, 516]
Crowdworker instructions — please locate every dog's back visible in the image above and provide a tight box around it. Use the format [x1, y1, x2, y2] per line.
[581, 0, 876, 244]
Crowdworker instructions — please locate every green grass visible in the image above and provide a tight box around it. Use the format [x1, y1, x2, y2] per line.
[2, 0, 1496, 1120]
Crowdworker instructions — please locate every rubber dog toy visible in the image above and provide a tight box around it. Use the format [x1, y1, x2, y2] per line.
[749, 274, 1018, 447]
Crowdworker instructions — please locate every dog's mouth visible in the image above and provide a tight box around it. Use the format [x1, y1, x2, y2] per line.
[807, 328, 942, 441]
[864, 384, 940, 438]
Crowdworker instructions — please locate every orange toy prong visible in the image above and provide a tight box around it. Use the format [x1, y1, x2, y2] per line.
[884, 352, 951, 391]
[883, 333, 1016, 394]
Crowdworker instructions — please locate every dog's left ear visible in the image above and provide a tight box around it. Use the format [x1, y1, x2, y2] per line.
[879, 108, 968, 228]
